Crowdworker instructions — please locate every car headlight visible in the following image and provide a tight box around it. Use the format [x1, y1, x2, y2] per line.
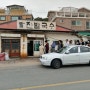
[44, 57, 48, 60]
[40, 55, 51, 60]
[40, 56, 48, 60]
[40, 56, 42, 58]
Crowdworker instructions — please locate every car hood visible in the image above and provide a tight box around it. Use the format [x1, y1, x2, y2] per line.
[42, 52, 63, 58]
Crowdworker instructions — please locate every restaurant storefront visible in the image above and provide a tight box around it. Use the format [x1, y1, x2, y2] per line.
[0, 20, 56, 58]
[0, 20, 81, 58]
[0, 33, 45, 58]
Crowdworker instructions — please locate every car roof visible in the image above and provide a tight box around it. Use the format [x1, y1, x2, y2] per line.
[68, 45, 89, 48]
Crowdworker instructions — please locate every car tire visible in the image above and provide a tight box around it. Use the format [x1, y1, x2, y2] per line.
[51, 59, 61, 69]
[89, 61, 90, 65]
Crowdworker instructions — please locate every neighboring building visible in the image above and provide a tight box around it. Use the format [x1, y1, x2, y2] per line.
[0, 4, 33, 24]
[48, 7, 90, 31]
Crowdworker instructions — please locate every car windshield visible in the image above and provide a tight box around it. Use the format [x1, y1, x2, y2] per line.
[57, 46, 69, 53]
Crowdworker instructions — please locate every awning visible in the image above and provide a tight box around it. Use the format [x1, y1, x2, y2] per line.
[78, 32, 90, 36]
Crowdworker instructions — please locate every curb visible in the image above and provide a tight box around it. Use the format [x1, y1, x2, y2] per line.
[0, 58, 40, 68]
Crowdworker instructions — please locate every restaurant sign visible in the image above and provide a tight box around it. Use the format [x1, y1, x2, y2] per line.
[17, 20, 56, 30]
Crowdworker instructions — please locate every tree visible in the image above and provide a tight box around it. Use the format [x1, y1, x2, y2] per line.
[34, 17, 48, 21]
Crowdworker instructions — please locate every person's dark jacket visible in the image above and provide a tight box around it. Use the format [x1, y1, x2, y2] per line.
[45, 43, 49, 53]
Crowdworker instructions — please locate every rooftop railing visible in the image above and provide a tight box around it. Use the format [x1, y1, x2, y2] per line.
[51, 12, 90, 21]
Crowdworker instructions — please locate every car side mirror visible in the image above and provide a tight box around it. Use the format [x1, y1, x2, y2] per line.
[65, 51, 70, 54]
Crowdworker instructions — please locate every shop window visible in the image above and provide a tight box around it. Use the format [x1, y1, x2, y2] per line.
[0, 16, 6, 21]
[2, 39, 20, 57]
[34, 41, 40, 51]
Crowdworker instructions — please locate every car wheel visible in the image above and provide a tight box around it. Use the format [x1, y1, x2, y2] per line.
[89, 61, 90, 65]
[51, 59, 61, 69]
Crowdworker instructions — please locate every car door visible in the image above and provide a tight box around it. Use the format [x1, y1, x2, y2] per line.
[63, 46, 80, 65]
[79, 46, 90, 64]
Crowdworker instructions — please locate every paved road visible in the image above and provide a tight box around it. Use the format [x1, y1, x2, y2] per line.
[0, 58, 90, 90]
[0, 58, 40, 68]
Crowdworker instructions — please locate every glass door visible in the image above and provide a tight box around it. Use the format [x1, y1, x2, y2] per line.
[34, 40, 43, 56]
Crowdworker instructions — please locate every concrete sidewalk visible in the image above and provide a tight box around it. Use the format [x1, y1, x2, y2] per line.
[0, 58, 40, 68]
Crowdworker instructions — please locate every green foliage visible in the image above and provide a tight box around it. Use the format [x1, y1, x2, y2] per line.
[34, 17, 48, 21]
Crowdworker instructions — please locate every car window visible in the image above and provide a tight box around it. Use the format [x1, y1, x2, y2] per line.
[80, 46, 90, 53]
[69, 47, 78, 53]
[57, 46, 69, 53]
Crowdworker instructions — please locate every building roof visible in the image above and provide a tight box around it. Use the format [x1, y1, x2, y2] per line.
[0, 21, 17, 29]
[56, 25, 71, 32]
[6, 4, 24, 8]
[78, 7, 90, 12]
[0, 21, 72, 33]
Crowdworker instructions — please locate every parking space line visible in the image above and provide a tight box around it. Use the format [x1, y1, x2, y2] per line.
[11, 79, 90, 90]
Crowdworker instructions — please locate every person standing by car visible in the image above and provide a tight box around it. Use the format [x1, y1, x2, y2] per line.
[51, 41, 56, 52]
[64, 39, 69, 46]
[58, 40, 63, 50]
[69, 40, 73, 45]
[39, 43, 44, 56]
[45, 40, 49, 53]
[80, 38, 84, 45]
[76, 40, 80, 45]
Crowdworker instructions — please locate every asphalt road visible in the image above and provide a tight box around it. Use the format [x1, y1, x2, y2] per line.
[0, 60, 90, 90]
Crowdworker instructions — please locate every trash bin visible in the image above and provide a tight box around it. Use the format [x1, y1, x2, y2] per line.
[0, 53, 5, 61]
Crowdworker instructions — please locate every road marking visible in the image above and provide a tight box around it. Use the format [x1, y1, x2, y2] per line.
[11, 79, 90, 90]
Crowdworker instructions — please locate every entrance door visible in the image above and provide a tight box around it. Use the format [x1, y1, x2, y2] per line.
[34, 40, 43, 56]
[2, 39, 20, 57]
[27, 40, 43, 56]
[27, 41, 33, 56]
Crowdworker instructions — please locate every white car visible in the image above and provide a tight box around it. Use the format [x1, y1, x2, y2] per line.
[40, 45, 90, 69]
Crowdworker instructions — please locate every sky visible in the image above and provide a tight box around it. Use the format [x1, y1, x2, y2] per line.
[0, 0, 90, 18]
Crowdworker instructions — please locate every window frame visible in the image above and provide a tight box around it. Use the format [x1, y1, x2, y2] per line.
[69, 46, 78, 53]
[72, 20, 82, 26]
[0, 16, 6, 21]
[86, 21, 90, 29]
[11, 16, 22, 21]
[80, 46, 90, 53]
[60, 19, 64, 23]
